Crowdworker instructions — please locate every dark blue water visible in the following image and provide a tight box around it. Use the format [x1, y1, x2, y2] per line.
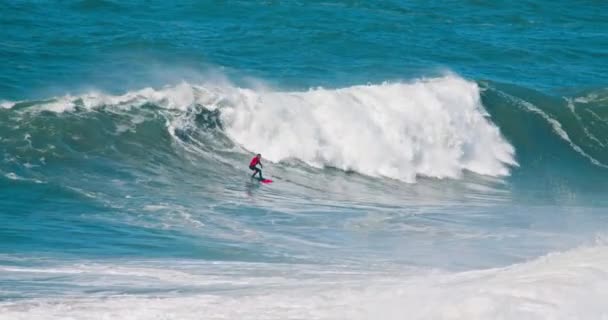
[1, 1, 608, 319]
[2, 1, 607, 99]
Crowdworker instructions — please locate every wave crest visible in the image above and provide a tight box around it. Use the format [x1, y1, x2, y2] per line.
[222, 76, 517, 182]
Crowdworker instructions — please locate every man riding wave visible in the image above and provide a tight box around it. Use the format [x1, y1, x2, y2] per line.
[249, 154, 264, 180]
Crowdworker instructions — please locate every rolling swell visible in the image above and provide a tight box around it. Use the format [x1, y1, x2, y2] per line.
[483, 83, 608, 168]
[480, 81, 608, 199]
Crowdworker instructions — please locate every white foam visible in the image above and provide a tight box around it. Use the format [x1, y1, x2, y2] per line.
[1, 172, 44, 184]
[36, 82, 229, 113]
[0, 100, 14, 109]
[1, 245, 608, 319]
[4, 172, 19, 180]
[222, 75, 517, 182]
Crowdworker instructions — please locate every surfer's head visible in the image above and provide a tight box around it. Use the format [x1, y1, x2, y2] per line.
[256, 153, 261, 158]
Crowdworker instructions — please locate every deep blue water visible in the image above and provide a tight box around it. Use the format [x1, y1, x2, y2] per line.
[2, 1, 607, 99]
[1, 1, 608, 319]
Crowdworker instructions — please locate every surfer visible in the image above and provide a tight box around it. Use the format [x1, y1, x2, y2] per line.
[249, 154, 264, 180]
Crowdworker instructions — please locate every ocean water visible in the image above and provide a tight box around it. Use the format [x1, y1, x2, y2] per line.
[1, 1, 608, 319]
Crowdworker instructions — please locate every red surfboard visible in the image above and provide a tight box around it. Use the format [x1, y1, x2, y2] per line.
[260, 179, 273, 184]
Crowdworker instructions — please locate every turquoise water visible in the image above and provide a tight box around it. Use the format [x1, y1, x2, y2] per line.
[1, 1, 608, 319]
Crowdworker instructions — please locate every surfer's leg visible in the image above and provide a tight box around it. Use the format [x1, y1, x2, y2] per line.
[254, 166, 263, 179]
[251, 167, 262, 179]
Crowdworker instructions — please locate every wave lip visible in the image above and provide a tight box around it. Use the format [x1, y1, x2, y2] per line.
[223, 75, 517, 182]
